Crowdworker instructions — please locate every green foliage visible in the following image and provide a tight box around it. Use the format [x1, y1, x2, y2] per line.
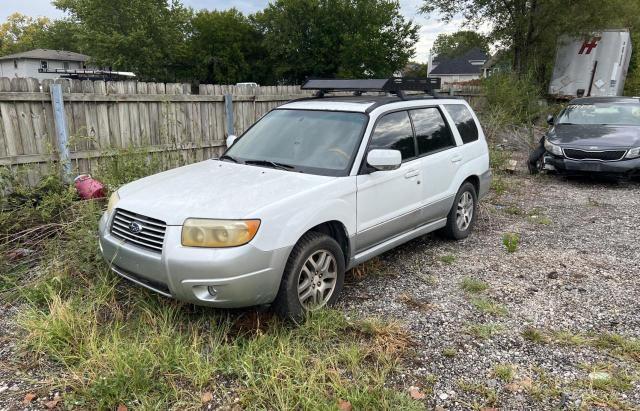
[459, 277, 489, 294]
[470, 297, 508, 316]
[492, 364, 515, 382]
[438, 254, 456, 265]
[189, 9, 265, 84]
[624, 32, 640, 96]
[431, 30, 489, 60]
[502, 232, 520, 253]
[253, 0, 419, 83]
[466, 323, 503, 340]
[403, 62, 430, 78]
[483, 73, 544, 125]
[0, 13, 55, 56]
[522, 327, 548, 344]
[53, 0, 192, 82]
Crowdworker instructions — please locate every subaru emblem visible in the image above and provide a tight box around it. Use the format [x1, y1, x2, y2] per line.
[129, 221, 143, 234]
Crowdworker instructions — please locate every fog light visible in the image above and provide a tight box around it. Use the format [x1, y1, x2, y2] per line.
[207, 286, 218, 297]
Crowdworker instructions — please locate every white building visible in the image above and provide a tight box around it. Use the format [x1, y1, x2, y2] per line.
[428, 48, 489, 88]
[0, 49, 92, 80]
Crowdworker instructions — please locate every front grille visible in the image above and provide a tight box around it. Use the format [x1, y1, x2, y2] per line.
[563, 148, 626, 161]
[110, 208, 166, 253]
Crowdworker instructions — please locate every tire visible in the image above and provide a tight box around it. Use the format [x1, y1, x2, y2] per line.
[272, 232, 345, 322]
[528, 142, 546, 175]
[441, 182, 478, 240]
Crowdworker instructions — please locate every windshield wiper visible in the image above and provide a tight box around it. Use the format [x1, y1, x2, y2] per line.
[219, 154, 239, 163]
[244, 159, 295, 171]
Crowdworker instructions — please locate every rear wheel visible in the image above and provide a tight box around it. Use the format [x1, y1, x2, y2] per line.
[441, 182, 478, 240]
[273, 232, 345, 321]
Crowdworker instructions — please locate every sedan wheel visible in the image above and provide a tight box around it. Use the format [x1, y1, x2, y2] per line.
[297, 250, 338, 309]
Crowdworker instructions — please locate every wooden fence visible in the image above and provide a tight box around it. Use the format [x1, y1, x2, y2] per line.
[0, 77, 485, 184]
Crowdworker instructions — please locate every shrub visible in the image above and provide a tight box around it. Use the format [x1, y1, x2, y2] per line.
[482, 72, 545, 125]
[502, 233, 520, 253]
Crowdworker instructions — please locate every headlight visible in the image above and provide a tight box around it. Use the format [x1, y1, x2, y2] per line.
[626, 147, 640, 159]
[181, 219, 261, 248]
[107, 191, 120, 213]
[544, 139, 563, 156]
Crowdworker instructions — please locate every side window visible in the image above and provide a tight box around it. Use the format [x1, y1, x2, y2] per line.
[409, 107, 456, 155]
[370, 111, 416, 160]
[444, 104, 479, 144]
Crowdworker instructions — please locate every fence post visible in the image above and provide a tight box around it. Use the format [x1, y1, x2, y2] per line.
[224, 93, 234, 136]
[50, 83, 71, 182]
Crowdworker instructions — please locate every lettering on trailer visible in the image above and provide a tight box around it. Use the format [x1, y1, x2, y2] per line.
[578, 37, 601, 55]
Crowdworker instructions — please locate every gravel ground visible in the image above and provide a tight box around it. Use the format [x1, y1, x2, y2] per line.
[2, 162, 640, 410]
[342, 168, 640, 410]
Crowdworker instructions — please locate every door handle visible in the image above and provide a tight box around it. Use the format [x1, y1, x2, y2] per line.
[451, 156, 463, 163]
[404, 169, 420, 179]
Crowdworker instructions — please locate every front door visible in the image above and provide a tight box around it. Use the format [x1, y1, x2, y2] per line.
[355, 110, 422, 252]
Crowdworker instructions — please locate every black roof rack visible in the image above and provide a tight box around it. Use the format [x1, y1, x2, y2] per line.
[301, 77, 441, 99]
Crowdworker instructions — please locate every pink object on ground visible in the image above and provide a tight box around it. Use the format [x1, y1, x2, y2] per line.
[74, 174, 106, 199]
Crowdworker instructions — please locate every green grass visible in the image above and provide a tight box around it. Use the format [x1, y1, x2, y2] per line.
[526, 207, 552, 225]
[442, 347, 457, 358]
[492, 364, 515, 382]
[521, 327, 548, 344]
[466, 323, 503, 340]
[456, 380, 499, 408]
[438, 254, 456, 265]
[470, 297, 508, 316]
[502, 233, 520, 253]
[581, 364, 634, 393]
[459, 277, 489, 294]
[5, 162, 425, 410]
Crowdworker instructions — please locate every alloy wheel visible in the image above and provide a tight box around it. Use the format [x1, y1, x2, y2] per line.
[456, 191, 474, 231]
[297, 249, 338, 309]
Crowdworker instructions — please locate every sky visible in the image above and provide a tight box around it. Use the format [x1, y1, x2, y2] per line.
[0, 0, 470, 64]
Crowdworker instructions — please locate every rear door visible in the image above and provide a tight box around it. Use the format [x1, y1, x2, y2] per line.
[355, 110, 422, 252]
[409, 106, 461, 223]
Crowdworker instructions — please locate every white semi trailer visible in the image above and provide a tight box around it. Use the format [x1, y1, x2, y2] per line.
[549, 29, 632, 98]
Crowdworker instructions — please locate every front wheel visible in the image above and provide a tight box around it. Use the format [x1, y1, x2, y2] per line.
[273, 232, 345, 321]
[441, 182, 478, 240]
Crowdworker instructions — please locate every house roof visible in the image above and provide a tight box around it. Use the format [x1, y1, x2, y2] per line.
[429, 48, 488, 75]
[0, 49, 89, 62]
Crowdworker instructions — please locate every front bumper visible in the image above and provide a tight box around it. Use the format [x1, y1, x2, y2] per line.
[98, 212, 292, 308]
[543, 153, 640, 175]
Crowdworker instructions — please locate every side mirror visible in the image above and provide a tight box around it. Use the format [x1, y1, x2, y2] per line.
[546, 115, 555, 126]
[367, 149, 401, 171]
[226, 134, 237, 148]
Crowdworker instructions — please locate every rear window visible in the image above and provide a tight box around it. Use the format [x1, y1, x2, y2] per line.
[445, 104, 479, 144]
[409, 108, 456, 155]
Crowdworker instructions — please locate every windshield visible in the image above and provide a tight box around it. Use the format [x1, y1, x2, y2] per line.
[557, 102, 640, 126]
[225, 109, 368, 176]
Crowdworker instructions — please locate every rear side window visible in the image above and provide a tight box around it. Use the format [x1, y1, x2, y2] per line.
[409, 107, 456, 155]
[444, 104, 479, 144]
[370, 111, 416, 160]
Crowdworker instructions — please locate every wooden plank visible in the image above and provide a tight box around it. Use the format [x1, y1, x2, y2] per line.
[146, 82, 159, 145]
[0, 92, 226, 102]
[81, 80, 98, 151]
[94, 81, 110, 149]
[26, 78, 49, 156]
[137, 82, 151, 146]
[116, 81, 131, 147]
[106, 81, 122, 148]
[0, 140, 226, 166]
[12, 78, 36, 155]
[125, 81, 140, 147]
[0, 78, 22, 156]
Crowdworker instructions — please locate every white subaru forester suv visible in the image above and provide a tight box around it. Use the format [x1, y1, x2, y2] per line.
[99, 78, 491, 320]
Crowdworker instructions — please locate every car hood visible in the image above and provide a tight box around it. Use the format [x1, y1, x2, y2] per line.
[116, 160, 333, 225]
[547, 124, 640, 149]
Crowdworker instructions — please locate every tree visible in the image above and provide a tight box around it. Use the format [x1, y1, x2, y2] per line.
[53, 0, 191, 81]
[188, 9, 265, 84]
[421, 0, 640, 80]
[253, 0, 419, 84]
[431, 30, 488, 60]
[0, 13, 51, 56]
